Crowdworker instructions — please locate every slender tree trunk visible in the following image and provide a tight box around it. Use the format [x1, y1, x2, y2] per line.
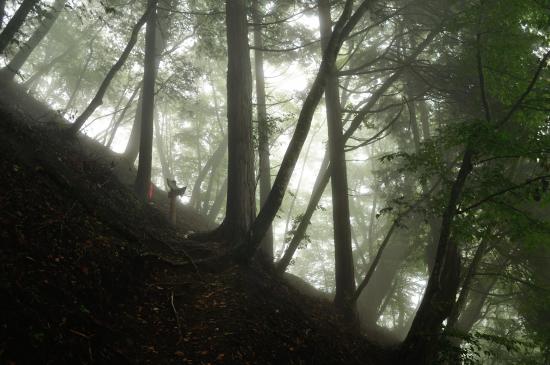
[1, 0, 65, 80]
[0, 0, 39, 54]
[253, 0, 274, 263]
[401, 148, 473, 364]
[64, 46, 93, 113]
[124, 94, 143, 163]
[220, 0, 256, 244]
[124, 0, 173, 164]
[69, 8, 150, 134]
[134, 0, 158, 199]
[418, 99, 431, 141]
[453, 275, 497, 334]
[356, 226, 409, 326]
[282, 130, 316, 249]
[200, 78, 227, 214]
[406, 72, 442, 272]
[207, 177, 227, 223]
[443, 271, 499, 365]
[190, 134, 228, 209]
[153, 109, 172, 185]
[366, 194, 377, 257]
[274, 30, 438, 270]
[106, 82, 141, 148]
[318, 0, 355, 318]
[276, 156, 330, 273]
[447, 236, 490, 330]
[201, 141, 227, 214]
[405, 81, 421, 152]
[99, 79, 132, 144]
[238, 0, 371, 261]
[351, 225, 368, 268]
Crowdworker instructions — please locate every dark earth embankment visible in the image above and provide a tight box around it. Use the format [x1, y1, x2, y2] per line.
[0, 85, 385, 364]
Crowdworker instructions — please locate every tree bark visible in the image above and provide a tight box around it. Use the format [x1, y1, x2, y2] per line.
[220, 0, 256, 244]
[134, 0, 158, 200]
[253, 0, 274, 263]
[318, 0, 356, 318]
[123, 0, 173, 164]
[0, 0, 39, 54]
[401, 148, 473, 364]
[69, 7, 150, 134]
[275, 30, 437, 271]
[237, 0, 371, 261]
[1, 0, 65, 80]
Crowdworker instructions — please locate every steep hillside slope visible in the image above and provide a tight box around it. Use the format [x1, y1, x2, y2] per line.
[0, 86, 384, 364]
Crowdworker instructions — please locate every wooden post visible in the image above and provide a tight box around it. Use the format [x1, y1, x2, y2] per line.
[167, 179, 186, 225]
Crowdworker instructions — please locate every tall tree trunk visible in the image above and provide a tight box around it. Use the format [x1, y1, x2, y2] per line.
[69, 8, 150, 134]
[319, 0, 355, 318]
[0, 0, 39, 54]
[252, 0, 274, 263]
[123, 0, 173, 164]
[401, 148, 473, 364]
[274, 29, 437, 270]
[134, 0, 158, 199]
[1, 0, 65, 80]
[238, 0, 371, 261]
[220, 0, 256, 244]
[275, 73, 394, 273]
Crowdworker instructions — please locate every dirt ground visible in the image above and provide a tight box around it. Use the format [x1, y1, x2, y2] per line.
[0, 86, 387, 364]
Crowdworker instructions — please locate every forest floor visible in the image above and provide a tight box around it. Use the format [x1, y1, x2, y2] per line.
[0, 85, 387, 364]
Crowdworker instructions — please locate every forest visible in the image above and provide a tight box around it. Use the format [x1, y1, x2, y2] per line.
[0, 0, 549, 364]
